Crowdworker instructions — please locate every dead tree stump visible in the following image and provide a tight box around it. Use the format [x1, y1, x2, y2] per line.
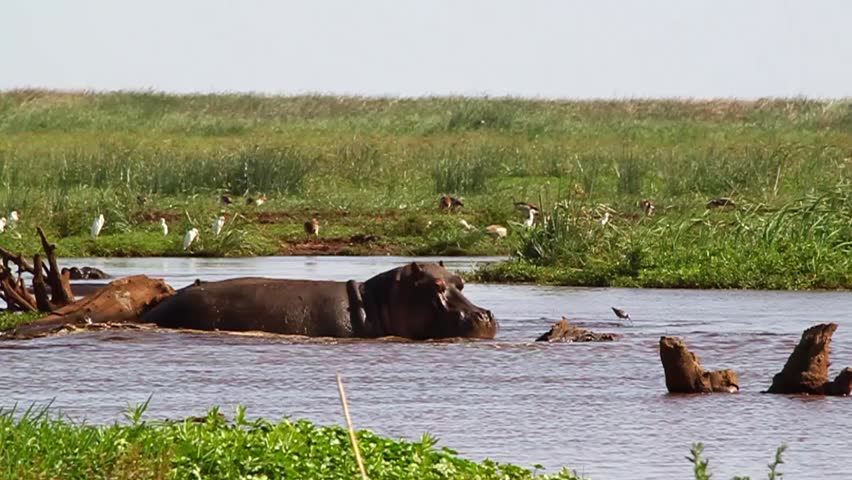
[659, 336, 739, 393]
[766, 323, 852, 396]
[535, 317, 619, 342]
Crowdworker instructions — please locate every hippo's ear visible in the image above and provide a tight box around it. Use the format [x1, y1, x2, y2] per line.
[409, 262, 422, 275]
[439, 260, 445, 267]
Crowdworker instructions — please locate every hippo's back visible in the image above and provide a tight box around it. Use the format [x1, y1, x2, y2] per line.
[141, 277, 353, 336]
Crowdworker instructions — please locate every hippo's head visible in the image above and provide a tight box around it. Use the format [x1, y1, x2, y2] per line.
[364, 262, 497, 340]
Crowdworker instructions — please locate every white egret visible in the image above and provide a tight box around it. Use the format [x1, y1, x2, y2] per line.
[212, 215, 225, 236]
[522, 209, 538, 228]
[159, 218, 169, 235]
[600, 212, 611, 227]
[9, 210, 19, 226]
[183, 228, 199, 250]
[485, 224, 508, 239]
[459, 219, 475, 231]
[91, 214, 105, 238]
[0, 217, 6, 233]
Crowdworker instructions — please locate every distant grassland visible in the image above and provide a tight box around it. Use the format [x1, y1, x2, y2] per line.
[0, 90, 850, 288]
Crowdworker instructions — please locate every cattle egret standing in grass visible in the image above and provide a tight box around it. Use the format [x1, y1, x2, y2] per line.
[459, 219, 475, 231]
[159, 218, 169, 235]
[485, 224, 508, 239]
[91, 214, 105, 238]
[600, 212, 611, 227]
[9, 210, 19, 226]
[212, 216, 225, 236]
[522, 209, 538, 228]
[183, 228, 199, 250]
[0, 217, 6, 233]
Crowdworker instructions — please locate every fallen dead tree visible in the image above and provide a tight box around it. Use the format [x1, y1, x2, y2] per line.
[5, 275, 175, 340]
[0, 227, 75, 313]
[765, 323, 852, 396]
[659, 336, 739, 393]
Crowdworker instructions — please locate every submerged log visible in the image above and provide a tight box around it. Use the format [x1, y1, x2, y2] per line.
[5, 275, 175, 340]
[535, 317, 619, 342]
[766, 323, 851, 396]
[659, 336, 739, 393]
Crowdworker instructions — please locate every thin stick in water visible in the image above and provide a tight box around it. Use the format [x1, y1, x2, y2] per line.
[337, 372, 368, 480]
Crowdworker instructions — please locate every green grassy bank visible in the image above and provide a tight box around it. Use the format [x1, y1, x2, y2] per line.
[0, 404, 785, 480]
[0, 90, 850, 288]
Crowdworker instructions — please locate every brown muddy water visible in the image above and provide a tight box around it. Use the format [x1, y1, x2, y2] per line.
[2, 256, 851, 479]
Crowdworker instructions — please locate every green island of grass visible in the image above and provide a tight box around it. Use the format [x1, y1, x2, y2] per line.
[0, 404, 786, 480]
[0, 90, 849, 289]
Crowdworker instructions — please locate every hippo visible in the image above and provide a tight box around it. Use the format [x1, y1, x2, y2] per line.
[141, 262, 497, 340]
[63, 266, 111, 280]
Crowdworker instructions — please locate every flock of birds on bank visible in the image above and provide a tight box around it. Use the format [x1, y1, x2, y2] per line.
[1, 193, 737, 254]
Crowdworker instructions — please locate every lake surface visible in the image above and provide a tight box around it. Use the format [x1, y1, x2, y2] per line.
[2, 256, 851, 479]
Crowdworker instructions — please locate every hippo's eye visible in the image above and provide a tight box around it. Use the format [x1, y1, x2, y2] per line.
[434, 278, 447, 293]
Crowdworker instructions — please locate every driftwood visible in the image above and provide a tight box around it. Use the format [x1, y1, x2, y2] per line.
[766, 323, 851, 396]
[37, 227, 74, 307]
[5, 275, 175, 340]
[659, 336, 739, 393]
[535, 317, 619, 342]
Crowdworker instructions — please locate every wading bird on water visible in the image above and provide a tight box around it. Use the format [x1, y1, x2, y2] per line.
[183, 228, 199, 251]
[611, 307, 631, 322]
[91, 214, 105, 238]
[159, 218, 169, 235]
[212, 216, 225, 236]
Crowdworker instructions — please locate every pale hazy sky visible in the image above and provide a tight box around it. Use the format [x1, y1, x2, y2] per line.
[3, 0, 851, 99]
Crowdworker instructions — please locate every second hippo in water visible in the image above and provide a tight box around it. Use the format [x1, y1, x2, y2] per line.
[142, 262, 497, 340]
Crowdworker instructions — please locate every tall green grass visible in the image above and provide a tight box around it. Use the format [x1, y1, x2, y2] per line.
[0, 91, 849, 287]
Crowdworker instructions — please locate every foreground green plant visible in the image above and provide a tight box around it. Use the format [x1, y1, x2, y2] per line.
[0, 404, 581, 480]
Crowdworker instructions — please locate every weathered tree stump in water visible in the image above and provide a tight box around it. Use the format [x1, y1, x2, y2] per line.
[535, 317, 619, 342]
[5, 275, 175, 340]
[659, 336, 739, 393]
[766, 323, 852, 396]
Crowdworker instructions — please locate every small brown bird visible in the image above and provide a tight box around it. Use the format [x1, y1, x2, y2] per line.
[439, 195, 464, 212]
[641, 199, 656, 216]
[220, 195, 233, 205]
[611, 307, 631, 322]
[247, 194, 267, 207]
[304, 217, 319, 237]
[706, 197, 735, 209]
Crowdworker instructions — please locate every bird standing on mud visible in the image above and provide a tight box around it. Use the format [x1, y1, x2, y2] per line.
[304, 217, 320, 238]
[212, 216, 225, 236]
[611, 307, 631, 323]
[159, 218, 169, 235]
[183, 228, 199, 251]
[91, 214, 105, 238]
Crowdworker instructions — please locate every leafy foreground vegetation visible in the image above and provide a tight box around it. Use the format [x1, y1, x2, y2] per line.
[0, 91, 850, 288]
[0, 311, 39, 333]
[0, 404, 787, 480]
